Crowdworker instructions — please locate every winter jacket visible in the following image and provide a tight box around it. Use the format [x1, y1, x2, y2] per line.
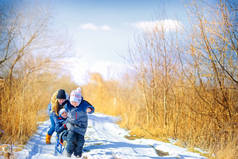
[64, 98, 94, 136]
[53, 114, 67, 135]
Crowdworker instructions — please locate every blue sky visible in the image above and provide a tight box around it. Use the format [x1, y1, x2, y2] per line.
[47, 0, 188, 84]
[52, 0, 186, 57]
[6, 0, 189, 84]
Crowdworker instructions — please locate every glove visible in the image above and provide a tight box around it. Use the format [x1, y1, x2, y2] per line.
[87, 107, 92, 113]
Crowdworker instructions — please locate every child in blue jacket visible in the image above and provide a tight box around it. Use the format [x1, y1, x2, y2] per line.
[54, 108, 68, 141]
[65, 89, 94, 158]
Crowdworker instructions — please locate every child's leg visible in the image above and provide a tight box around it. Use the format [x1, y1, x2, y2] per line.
[66, 131, 77, 156]
[47, 114, 55, 135]
[62, 131, 68, 141]
[59, 130, 68, 143]
[46, 115, 55, 144]
[74, 134, 85, 157]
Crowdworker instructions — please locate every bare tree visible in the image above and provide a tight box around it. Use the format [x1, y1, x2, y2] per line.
[129, 22, 180, 127]
[0, 1, 72, 144]
[177, 0, 238, 152]
[0, 2, 70, 88]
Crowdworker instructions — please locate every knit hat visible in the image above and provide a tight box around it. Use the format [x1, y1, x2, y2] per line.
[57, 89, 66, 99]
[76, 87, 81, 94]
[70, 90, 82, 104]
[59, 108, 67, 116]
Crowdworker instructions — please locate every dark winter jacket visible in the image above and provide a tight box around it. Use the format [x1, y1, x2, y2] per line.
[64, 98, 94, 136]
[53, 114, 67, 135]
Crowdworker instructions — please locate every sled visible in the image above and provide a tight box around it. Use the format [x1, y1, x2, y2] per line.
[54, 134, 65, 155]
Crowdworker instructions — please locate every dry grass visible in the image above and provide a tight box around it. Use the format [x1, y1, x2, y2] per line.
[0, 74, 77, 144]
[0, 1, 236, 159]
[82, 73, 238, 158]
[0, 0, 76, 145]
[214, 137, 238, 159]
[82, 0, 238, 153]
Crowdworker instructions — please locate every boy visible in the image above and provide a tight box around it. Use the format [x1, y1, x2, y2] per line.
[55, 108, 68, 133]
[65, 90, 95, 158]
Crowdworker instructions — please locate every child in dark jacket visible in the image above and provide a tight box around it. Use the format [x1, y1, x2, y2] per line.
[54, 109, 67, 134]
[65, 89, 95, 158]
[54, 108, 68, 144]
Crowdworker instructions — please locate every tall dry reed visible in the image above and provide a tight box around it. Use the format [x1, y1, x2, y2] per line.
[82, 1, 238, 158]
[0, 73, 77, 144]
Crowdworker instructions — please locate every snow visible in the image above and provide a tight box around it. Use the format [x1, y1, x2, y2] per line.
[14, 113, 207, 159]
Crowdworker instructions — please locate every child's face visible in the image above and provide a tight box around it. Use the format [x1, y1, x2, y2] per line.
[70, 101, 79, 107]
[61, 112, 67, 118]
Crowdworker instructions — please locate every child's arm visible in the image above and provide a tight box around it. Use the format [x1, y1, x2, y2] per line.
[55, 116, 67, 134]
[83, 100, 95, 114]
[87, 105, 95, 114]
[53, 114, 61, 133]
[56, 122, 67, 134]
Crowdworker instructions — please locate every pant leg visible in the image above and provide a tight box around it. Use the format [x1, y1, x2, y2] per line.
[74, 134, 85, 156]
[66, 130, 77, 155]
[61, 130, 68, 141]
[47, 114, 55, 136]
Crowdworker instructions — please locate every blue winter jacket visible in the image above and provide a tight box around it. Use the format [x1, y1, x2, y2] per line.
[64, 98, 94, 136]
[53, 114, 67, 135]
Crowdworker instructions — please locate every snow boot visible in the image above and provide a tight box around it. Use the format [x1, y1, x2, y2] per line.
[45, 134, 51, 144]
[75, 155, 82, 158]
[75, 152, 82, 158]
[63, 140, 67, 147]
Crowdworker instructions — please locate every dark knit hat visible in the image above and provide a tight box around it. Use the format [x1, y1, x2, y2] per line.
[57, 89, 66, 99]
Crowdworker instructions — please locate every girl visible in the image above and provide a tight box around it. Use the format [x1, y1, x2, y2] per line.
[46, 89, 68, 144]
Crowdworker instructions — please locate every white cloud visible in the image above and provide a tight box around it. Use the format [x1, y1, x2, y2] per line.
[80, 23, 111, 31]
[80, 23, 98, 31]
[101, 25, 111, 31]
[133, 19, 183, 32]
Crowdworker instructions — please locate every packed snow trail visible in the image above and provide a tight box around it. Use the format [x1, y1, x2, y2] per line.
[16, 113, 206, 159]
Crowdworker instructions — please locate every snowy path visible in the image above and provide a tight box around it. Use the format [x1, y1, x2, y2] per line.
[16, 113, 206, 159]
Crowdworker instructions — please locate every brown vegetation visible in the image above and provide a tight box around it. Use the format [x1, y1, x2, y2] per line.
[0, 3, 77, 144]
[82, 1, 238, 158]
[0, 0, 237, 158]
